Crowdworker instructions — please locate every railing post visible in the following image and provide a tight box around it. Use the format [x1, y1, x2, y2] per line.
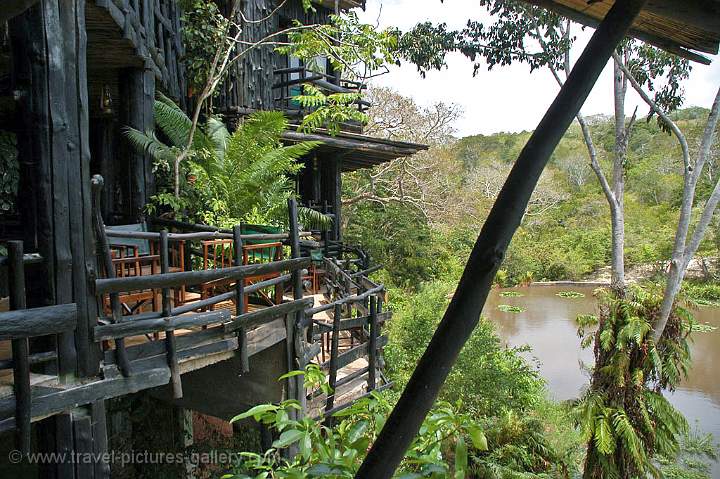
[287, 198, 303, 418]
[326, 302, 342, 415]
[8, 241, 31, 454]
[160, 229, 182, 398]
[91, 176, 131, 377]
[233, 225, 249, 373]
[368, 295, 378, 392]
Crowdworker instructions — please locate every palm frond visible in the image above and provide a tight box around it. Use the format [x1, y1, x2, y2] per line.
[298, 206, 333, 230]
[123, 127, 176, 164]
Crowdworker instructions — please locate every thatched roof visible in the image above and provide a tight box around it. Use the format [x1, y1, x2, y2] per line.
[523, 0, 719, 64]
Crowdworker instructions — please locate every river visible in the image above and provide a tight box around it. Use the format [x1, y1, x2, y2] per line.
[484, 284, 720, 474]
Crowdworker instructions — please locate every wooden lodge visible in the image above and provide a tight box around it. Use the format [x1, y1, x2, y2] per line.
[0, 1, 426, 477]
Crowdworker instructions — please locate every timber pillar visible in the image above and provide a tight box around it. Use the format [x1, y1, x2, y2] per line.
[8, 1, 108, 477]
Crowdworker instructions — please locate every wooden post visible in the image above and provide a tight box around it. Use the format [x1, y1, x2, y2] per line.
[325, 303, 342, 414]
[286, 198, 304, 417]
[8, 241, 31, 454]
[161, 230, 182, 398]
[367, 295, 377, 392]
[91, 176, 132, 377]
[233, 225, 249, 373]
[355, 1, 648, 477]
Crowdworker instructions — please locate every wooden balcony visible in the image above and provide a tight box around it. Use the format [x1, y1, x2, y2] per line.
[272, 66, 371, 133]
[0, 196, 390, 451]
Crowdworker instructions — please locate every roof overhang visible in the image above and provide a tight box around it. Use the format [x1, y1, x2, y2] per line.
[521, 0, 720, 64]
[282, 129, 429, 172]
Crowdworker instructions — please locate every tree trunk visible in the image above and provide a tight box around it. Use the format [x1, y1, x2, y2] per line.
[610, 59, 628, 292]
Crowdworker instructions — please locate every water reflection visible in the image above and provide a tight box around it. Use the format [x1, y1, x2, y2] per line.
[483, 284, 720, 472]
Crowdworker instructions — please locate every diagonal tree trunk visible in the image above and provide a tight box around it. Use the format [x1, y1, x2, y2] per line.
[355, 1, 648, 477]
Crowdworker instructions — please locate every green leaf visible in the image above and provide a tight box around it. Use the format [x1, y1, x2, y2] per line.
[278, 370, 306, 381]
[347, 420, 369, 444]
[230, 404, 279, 422]
[467, 425, 488, 451]
[272, 429, 304, 449]
[454, 437, 468, 479]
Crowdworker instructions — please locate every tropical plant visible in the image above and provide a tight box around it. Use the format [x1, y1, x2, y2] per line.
[224, 366, 487, 478]
[575, 285, 696, 478]
[124, 95, 331, 229]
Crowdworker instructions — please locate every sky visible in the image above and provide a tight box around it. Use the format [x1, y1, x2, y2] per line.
[356, 0, 720, 137]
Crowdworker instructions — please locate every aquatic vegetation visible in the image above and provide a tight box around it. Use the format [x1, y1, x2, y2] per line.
[557, 290, 585, 299]
[499, 291, 524, 298]
[498, 304, 525, 313]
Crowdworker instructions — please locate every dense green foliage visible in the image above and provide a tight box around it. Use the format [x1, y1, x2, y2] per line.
[179, 0, 230, 93]
[225, 367, 488, 478]
[124, 95, 329, 228]
[346, 108, 720, 288]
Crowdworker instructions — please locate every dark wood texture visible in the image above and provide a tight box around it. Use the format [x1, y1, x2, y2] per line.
[91, 175, 132, 376]
[224, 299, 313, 334]
[0, 304, 78, 340]
[233, 225, 250, 373]
[0, 368, 172, 433]
[325, 303, 342, 412]
[161, 230, 183, 398]
[355, 1, 648, 476]
[368, 295, 377, 391]
[8, 241, 31, 454]
[93, 310, 230, 341]
[95, 257, 311, 294]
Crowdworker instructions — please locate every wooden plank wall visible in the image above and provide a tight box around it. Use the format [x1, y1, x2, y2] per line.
[217, 0, 331, 112]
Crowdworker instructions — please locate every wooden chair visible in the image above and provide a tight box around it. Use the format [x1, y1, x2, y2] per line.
[106, 223, 186, 315]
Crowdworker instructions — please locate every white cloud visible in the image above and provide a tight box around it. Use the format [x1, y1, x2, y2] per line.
[358, 0, 720, 137]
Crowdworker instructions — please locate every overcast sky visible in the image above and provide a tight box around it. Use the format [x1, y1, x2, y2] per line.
[357, 0, 720, 137]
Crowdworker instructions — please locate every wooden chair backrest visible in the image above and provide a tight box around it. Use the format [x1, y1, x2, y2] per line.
[202, 239, 235, 270]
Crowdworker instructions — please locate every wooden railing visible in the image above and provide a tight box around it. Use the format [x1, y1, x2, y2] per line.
[272, 66, 370, 120]
[0, 242, 74, 454]
[0, 181, 387, 443]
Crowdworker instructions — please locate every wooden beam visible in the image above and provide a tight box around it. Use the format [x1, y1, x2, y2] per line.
[0, 304, 77, 340]
[354, 1, 649, 477]
[95, 257, 311, 294]
[0, 368, 171, 433]
[8, 242, 31, 454]
[93, 310, 230, 341]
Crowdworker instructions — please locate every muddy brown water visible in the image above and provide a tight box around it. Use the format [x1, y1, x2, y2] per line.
[484, 284, 720, 473]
